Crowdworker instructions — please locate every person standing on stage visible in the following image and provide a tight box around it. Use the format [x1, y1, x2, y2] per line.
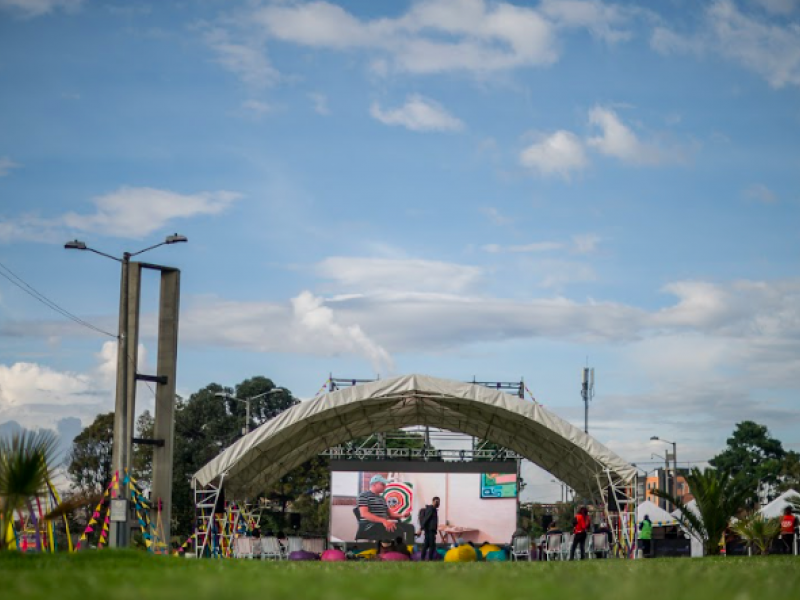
[780, 506, 798, 555]
[569, 506, 590, 560]
[639, 514, 653, 558]
[417, 496, 440, 561]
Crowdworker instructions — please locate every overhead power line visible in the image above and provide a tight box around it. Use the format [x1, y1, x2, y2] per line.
[0, 259, 116, 338]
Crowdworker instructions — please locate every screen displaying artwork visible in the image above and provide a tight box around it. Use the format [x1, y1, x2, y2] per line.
[330, 468, 517, 545]
[480, 473, 518, 498]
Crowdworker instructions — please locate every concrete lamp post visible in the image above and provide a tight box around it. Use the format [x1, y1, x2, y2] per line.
[650, 436, 678, 511]
[65, 233, 186, 548]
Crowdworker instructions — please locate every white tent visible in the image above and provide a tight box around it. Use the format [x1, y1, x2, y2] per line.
[193, 374, 637, 499]
[759, 489, 800, 519]
[636, 500, 679, 526]
[672, 500, 704, 557]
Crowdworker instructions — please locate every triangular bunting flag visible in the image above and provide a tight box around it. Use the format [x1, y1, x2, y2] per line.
[85, 526, 94, 533]
[92, 511, 100, 518]
[88, 519, 97, 526]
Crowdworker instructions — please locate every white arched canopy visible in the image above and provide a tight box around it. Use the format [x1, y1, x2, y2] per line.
[193, 374, 636, 500]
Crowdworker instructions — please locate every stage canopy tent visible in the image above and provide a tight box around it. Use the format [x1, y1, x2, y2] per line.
[636, 500, 679, 526]
[759, 489, 800, 519]
[193, 374, 637, 499]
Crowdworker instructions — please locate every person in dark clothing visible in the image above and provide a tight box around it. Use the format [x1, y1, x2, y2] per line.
[395, 536, 411, 557]
[639, 514, 653, 558]
[569, 506, 590, 560]
[416, 496, 441, 561]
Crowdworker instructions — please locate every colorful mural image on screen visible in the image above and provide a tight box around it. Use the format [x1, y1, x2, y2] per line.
[480, 473, 517, 498]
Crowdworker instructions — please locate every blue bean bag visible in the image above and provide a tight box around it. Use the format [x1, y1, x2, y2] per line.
[485, 549, 507, 562]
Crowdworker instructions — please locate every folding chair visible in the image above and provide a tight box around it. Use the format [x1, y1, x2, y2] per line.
[561, 534, 572, 560]
[545, 534, 563, 561]
[232, 536, 255, 559]
[286, 536, 304, 555]
[510, 535, 531, 561]
[302, 537, 326, 555]
[592, 533, 610, 559]
[260, 536, 284, 560]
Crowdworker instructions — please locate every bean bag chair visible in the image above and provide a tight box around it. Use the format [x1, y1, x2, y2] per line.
[288, 550, 319, 561]
[357, 548, 377, 559]
[479, 544, 501, 558]
[444, 544, 477, 563]
[380, 551, 410, 561]
[412, 550, 441, 561]
[321, 549, 346, 562]
[485, 549, 507, 562]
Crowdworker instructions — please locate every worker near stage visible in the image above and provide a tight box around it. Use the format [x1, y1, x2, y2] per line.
[780, 506, 798, 555]
[356, 475, 415, 543]
[569, 506, 590, 560]
[639, 514, 653, 558]
[417, 496, 441, 561]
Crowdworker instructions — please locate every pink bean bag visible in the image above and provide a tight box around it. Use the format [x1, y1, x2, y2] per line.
[321, 549, 347, 562]
[380, 551, 410, 562]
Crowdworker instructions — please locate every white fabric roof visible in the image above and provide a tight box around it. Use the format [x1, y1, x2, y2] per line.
[193, 374, 636, 498]
[759, 489, 800, 519]
[637, 500, 679, 526]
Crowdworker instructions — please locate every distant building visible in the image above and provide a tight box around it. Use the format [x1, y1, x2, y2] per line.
[645, 468, 693, 510]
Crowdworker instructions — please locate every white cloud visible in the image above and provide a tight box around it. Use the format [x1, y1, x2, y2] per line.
[587, 106, 670, 165]
[254, 0, 561, 75]
[0, 186, 241, 244]
[479, 207, 513, 226]
[539, 0, 634, 43]
[571, 233, 601, 255]
[652, 1, 800, 89]
[482, 241, 564, 253]
[744, 183, 778, 204]
[370, 95, 464, 132]
[750, 0, 798, 16]
[0, 157, 20, 177]
[520, 130, 588, 178]
[316, 256, 482, 294]
[203, 26, 278, 89]
[241, 99, 272, 117]
[309, 92, 330, 115]
[0, 0, 81, 18]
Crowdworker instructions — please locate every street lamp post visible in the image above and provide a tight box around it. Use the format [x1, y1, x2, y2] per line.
[651, 436, 678, 510]
[214, 389, 285, 436]
[65, 233, 186, 547]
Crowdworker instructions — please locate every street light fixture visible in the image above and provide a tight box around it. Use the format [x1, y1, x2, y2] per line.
[65, 233, 187, 548]
[214, 389, 285, 436]
[651, 436, 678, 510]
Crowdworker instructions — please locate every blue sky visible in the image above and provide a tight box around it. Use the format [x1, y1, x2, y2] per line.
[1, 0, 799, 500]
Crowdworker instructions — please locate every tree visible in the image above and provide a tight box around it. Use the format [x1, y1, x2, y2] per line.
[67, 413, 114, 494]
[131, 410, 155, 484]
[170, 379, 299, 537]
[654, 467, 750, 556]
[733, 514, 781, 555]
[710, 421, 785, 507]
[0, 430, 58, 550]
[778, 450, 800, 493]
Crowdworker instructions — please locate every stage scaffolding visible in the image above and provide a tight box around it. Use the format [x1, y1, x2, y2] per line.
[193, 374, 638, 558]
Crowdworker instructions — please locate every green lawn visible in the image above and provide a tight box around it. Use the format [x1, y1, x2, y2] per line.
[1, 551, 799, 600]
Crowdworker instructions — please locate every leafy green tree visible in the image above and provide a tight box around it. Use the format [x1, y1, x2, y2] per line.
[733, 514, 781, 555]
[778, 450, 800, 493]
[67, 413, 114, 494]
[709, 421, 785, 507]
[132, 410, 154, 484]
[0, 430, 58, 550]
[654, 467, 750, 556]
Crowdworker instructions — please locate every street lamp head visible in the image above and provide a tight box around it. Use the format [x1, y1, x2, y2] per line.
[165, 233, 188, 245]
[64, 239, 87, 250]
[650, 436, 659, 441]
[214, 392, 230, 399]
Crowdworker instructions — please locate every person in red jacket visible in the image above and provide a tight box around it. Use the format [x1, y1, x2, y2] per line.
[569, 506, 590, 560]
[780, 506, 798, 555]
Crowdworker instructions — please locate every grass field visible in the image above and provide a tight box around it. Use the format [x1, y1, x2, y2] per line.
[1, 551, 799, 600]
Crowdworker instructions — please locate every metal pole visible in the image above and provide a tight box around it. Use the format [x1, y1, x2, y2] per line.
[672, 442, 678, 507]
